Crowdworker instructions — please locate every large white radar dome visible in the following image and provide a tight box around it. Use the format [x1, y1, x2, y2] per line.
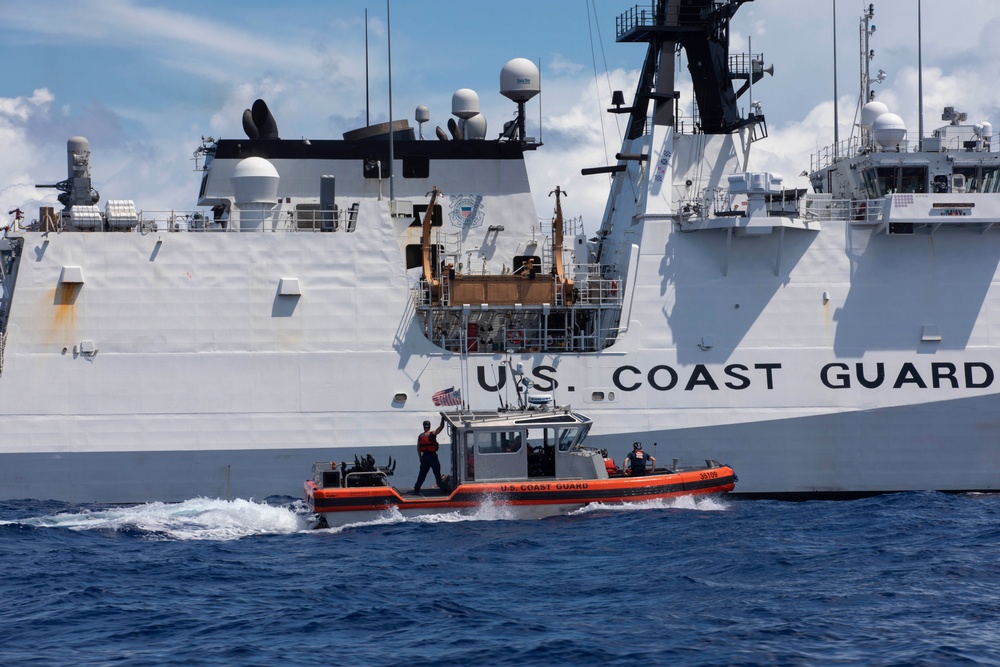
[415, 105, 430, 123]
[231, 156, 279, 203]
[861, 101, 889, 129]
[500, 58, 540, 102]
[873, 112, 906, 149]
[452, 89, 480, 119]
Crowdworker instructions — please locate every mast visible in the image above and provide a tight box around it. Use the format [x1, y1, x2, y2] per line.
[386, 0, 395, 203]
[615, 0, 754, 136]
[365, 8, 370, 127]
[833, 0, 839, 154]
[917, 0, 924, 150]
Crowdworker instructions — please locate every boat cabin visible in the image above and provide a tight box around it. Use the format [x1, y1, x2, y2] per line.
[441, 403, 607, 485]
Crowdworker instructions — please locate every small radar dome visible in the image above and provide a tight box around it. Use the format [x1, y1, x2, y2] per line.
[452, 89, 480, 119]
[464, 113, 488, 140]
[861, 101, 889, 129]
[873, 112, 906, 148]
[500, 58, 540, 102]
[415, 105, 430, 123]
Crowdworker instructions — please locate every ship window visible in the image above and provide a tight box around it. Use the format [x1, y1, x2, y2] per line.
[875, 168, 896, 195]
[591, 391, 605, 401]
[556, 427, 581, 452]
[405, 243, 442, 270]
[876, 167, 928, 195]
[899, 167, 927, 193]
[409, 204, 442, 227]
[982, 167, 1000, 193]
[403, 156, 430, 179]
[475, 431, 521, 454]
[862, 169, 880, 198]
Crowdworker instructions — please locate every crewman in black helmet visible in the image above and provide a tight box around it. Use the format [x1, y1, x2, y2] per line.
[413, 416, 446, 494]
[624, 441, 655, 476]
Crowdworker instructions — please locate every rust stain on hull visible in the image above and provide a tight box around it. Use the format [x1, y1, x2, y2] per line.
[44, 285, 81, 347]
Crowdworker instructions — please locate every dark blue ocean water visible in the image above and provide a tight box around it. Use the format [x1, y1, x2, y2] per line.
[2, 493, 1000, 666]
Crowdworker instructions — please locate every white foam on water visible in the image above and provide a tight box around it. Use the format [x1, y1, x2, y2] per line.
[314, 500, 523, 533]
[16, 497, 310, 540]
[569, 494, 731, 516]
[413, 499, 521, 523]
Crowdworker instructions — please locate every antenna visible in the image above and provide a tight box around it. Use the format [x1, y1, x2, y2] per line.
[365, 8, 370, 127]
[386, 0, 394, 203]
[538, 57, 543, 146]
[832, 0, 839, 155]
[917, 0, 923, 150]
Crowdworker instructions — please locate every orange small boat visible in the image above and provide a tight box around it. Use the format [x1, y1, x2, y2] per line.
[306, 401, 736, 528]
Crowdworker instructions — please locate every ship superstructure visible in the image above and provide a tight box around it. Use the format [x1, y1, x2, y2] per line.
[1, 0, 999, 502]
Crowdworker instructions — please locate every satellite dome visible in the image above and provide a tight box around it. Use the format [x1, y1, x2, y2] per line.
[231, 157, 279, 204]
[873, 112, 906, 148]
[500, 58, 540, 102]
[415, 105, 430, 123]
[861, 101, 889, 129]
[464, 113, 487, 140]
[452, 89, 480, 119]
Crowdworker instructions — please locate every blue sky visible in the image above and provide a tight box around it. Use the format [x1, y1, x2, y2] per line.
[2, 0, 999, 226]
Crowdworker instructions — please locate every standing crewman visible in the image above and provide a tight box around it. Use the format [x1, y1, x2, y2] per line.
[413, 416, 447, 494]
[624, 442, 655, 476]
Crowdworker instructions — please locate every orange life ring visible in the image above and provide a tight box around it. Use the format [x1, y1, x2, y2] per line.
[507, 329, 523, 345]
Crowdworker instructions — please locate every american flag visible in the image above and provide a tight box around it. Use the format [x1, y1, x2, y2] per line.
[432, 387, 462, 407]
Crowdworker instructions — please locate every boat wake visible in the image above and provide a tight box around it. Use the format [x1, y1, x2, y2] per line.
[6, 497, 310, 540]
[3, 493, 732, 539]
[570, 494, 731, 515]
[314, 499, 523, 534]
[313, 495, 730, 533]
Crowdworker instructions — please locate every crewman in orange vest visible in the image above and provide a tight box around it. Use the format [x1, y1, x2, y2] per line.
[413, 416, 446, 495]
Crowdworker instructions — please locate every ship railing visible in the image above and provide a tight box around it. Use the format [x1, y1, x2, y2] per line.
[800, 195, 885, 223]
[413, 269, 622, 309]
[809, 132, 995, 172]
[24, 206, 367, 233]
[431, 320, 609, 355]
[616, 2, 726, 39]
[574, 276, 623, 306]
[0, 329, 5, 377]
